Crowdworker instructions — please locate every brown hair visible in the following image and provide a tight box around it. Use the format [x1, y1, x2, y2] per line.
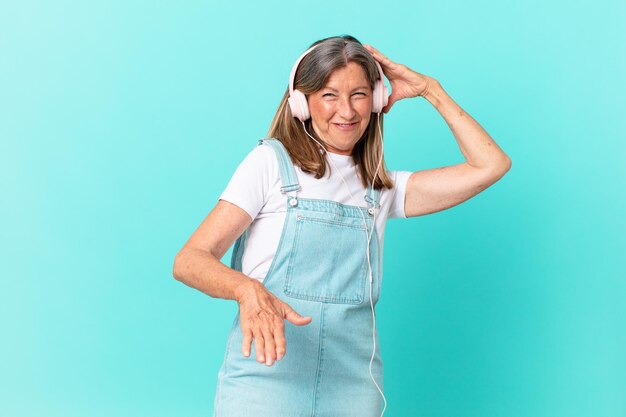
[267, 35, 394, 190]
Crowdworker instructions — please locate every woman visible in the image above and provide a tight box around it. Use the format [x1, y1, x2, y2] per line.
[173, 35, 511, 417]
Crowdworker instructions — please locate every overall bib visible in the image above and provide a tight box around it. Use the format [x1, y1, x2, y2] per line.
[213, 138, 384, 417]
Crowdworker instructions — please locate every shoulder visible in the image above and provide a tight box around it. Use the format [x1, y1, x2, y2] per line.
[230, 141, 281, 179]
[381, 170, 413, 219]
[389, 170, 413, 189]
[219, 142, 282, 221]
[241, 141, 278, 166]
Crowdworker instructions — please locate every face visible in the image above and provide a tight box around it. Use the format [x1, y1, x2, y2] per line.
[307, 61, 373, 155]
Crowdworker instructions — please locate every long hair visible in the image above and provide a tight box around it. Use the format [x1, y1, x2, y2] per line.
[267, 35, 394, 190]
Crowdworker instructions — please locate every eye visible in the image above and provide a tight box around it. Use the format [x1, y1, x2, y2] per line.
[322, 92, 336, 97]
[353, 92, 368, 96]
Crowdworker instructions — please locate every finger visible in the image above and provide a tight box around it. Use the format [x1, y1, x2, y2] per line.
[383, 95, 400, 114]
[273, 317, 287, 361]
[363, 44, 396, 69]
[261, 324, 276, 366]
[253, 333, 265, 364]
[283, 304, 312, 326]
[363, 43, 378, 54]
[241, 326, 253, 358]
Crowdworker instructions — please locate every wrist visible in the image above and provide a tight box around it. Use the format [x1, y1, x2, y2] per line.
[233, 277, 259, 303]
[421, 79, 446, 108]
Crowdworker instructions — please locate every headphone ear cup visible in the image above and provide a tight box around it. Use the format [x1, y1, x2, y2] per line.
[288, 89, 310, 122]
[372, 80, 389, 113]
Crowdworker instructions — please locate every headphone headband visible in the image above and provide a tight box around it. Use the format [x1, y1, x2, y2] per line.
[288, 44, 319, 96]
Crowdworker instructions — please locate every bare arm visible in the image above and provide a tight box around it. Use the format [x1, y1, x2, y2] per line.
[404, 81, 511, 217]
[172, 199, 255, 301]
[172, 199, 311, 367]
[364, 44, 512, 218]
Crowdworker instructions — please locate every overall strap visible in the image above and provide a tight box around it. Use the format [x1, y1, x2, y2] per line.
[258, 138, 301, 194]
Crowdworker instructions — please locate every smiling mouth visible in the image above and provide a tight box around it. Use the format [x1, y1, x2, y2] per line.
[333, 122, 359, 129]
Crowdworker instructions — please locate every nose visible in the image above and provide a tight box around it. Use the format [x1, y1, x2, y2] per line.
[337, 95, 357, 120]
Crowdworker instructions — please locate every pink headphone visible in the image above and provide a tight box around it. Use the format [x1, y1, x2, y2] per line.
[288, 43, 389, 122]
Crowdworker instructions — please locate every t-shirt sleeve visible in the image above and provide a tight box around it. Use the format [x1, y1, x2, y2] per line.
[218, 144, 276, 220]
[387, 170, 413, 219]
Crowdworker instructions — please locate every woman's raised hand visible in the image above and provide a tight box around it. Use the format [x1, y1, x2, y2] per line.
[364, 44, 437, 113]
[234, 279, 312, 366]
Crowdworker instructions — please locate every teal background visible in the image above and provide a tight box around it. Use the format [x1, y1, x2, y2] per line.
[1, 0, 624, 416]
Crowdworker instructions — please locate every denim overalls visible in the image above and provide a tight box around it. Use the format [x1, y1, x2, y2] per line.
[213, 138, 384, 417]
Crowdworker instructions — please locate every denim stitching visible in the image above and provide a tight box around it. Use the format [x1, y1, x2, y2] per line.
[296, 215, 370, 230]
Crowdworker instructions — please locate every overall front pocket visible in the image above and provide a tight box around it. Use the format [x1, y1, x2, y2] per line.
[283, 214, 370, 304]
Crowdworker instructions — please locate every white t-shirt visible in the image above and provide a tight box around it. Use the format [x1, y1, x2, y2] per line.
[219, 143, 412, 283]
